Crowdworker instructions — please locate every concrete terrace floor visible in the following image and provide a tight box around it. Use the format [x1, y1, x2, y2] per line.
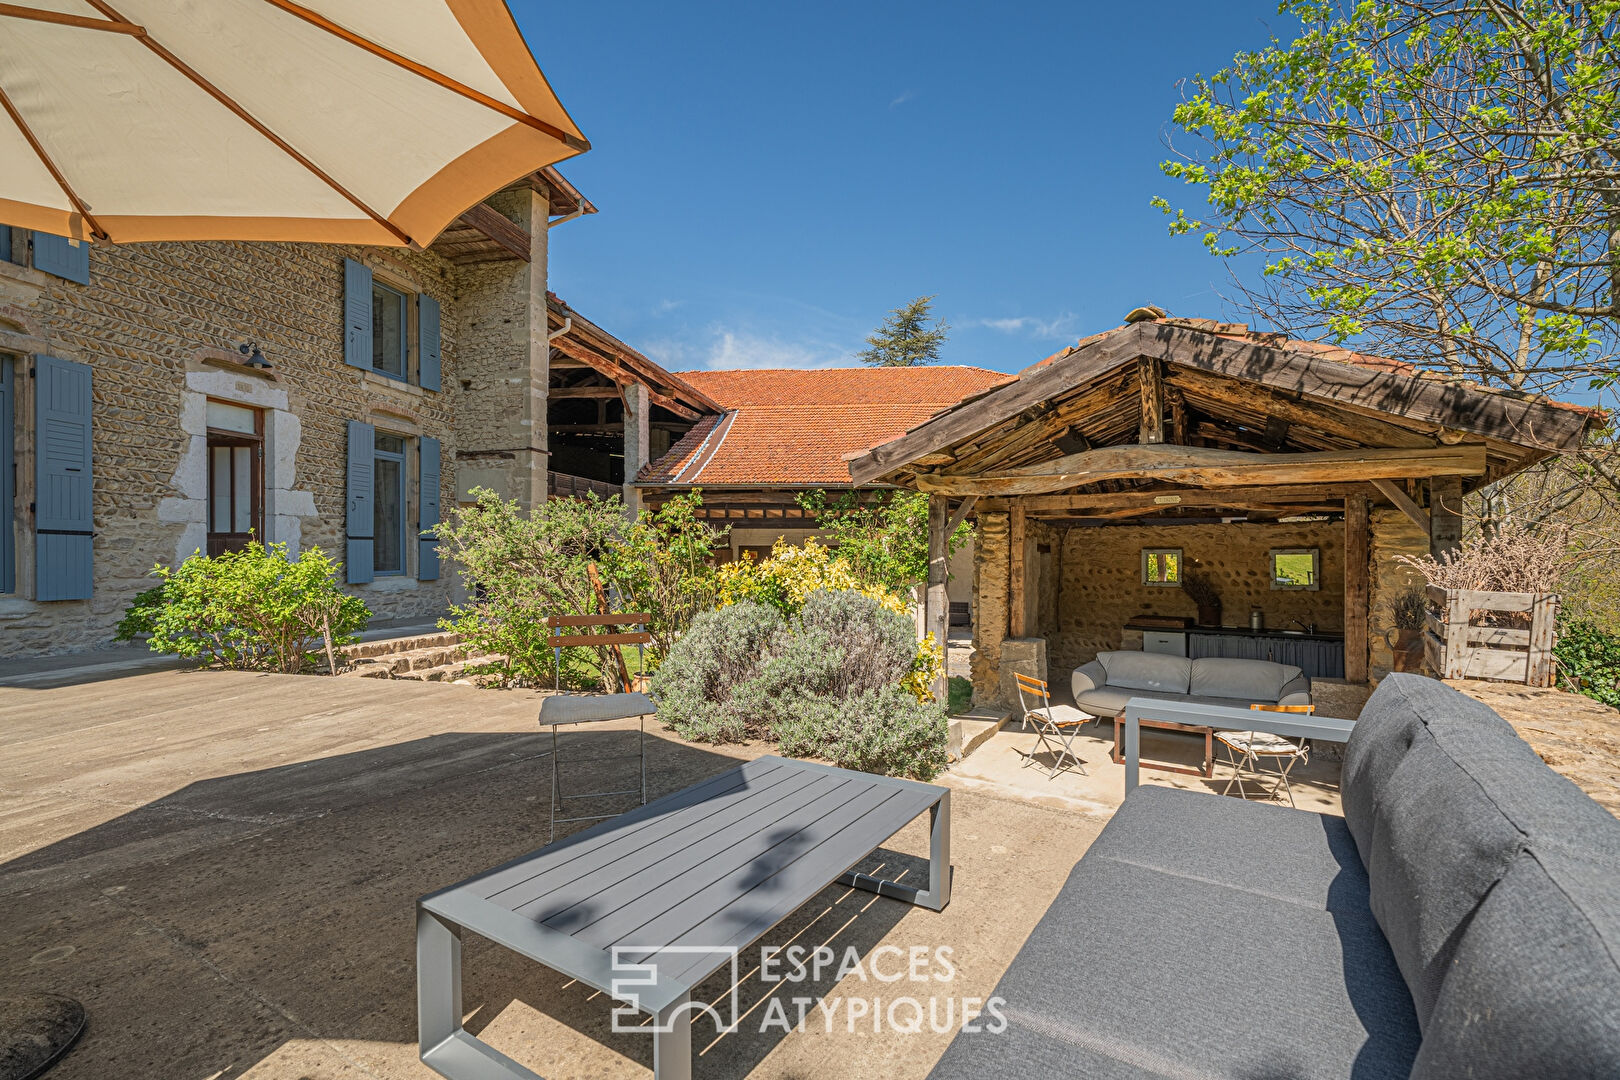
[0, 669, 1109, 1080]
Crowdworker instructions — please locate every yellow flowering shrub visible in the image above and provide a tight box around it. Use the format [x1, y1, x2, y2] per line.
[717, 539, 938, 704]
[715, 538, 911, 619]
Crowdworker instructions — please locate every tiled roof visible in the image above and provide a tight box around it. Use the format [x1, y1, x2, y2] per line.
[638, 366, 1013, 486]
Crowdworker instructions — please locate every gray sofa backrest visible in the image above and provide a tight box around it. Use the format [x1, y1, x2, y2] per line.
[1188, 657, 1304, 702]
[1344, 673, 1620, 1078]
[1096, 650, 1191, 694]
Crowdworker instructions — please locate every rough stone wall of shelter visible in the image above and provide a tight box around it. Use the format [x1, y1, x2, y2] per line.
[1369, 508, 1429, 676]
[0, 234, 467, 657]
[969, 511, 1009, 705]
[1046, 521, 1344, 673]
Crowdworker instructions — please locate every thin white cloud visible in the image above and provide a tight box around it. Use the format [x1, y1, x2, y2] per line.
[890, 89, 916, 108]
[653, 298, 683, 314]
[974, 313, 1080, 340]
[704, 330, 848, 370]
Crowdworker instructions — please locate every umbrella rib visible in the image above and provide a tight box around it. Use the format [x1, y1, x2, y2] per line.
[0, 81, 108, 240]
[0, 4, 142, 33]
[258, 0, 588, 152]
[83, 0, 416, 247]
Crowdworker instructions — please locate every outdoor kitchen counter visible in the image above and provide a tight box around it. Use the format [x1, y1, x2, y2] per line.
[1123, 622, 1346, 678]
[1125, 622, 1346, 643]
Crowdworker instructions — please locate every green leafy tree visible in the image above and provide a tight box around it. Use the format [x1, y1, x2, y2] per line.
[611, 492, 730, 661]
[858, 295, 950, 367]
[798, 489, 972, 595]
[434, 487, 627, 688]
[116, 541, 369, 673]
[1156, 0, 1620, 395]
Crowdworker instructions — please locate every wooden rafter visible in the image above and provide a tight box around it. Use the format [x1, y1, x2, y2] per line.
[913, 443, 1488, 497]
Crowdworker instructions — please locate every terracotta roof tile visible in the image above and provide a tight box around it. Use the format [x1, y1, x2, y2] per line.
[638, 366, 1013, 486]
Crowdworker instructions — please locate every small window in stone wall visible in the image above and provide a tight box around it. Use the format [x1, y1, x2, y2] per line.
[1270, 548, 1321, 590]
[1141, 548, 1182, 586]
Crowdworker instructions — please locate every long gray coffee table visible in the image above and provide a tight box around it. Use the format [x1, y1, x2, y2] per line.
[417, 755, 951, 1080]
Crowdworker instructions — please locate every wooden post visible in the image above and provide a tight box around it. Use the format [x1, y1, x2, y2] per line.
[1444, 591, 1469, 679]
[1138, 357, 1165, 445]
[1528, 592, 1558, 688]
[1008, 500, 1027, 639]
[1430, 477, 1464, 561]
[927, 494, 950, 706]
[1344, 494, 1370, 684]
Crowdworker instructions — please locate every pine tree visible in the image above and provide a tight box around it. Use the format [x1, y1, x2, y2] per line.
[857, 295, 949, 367]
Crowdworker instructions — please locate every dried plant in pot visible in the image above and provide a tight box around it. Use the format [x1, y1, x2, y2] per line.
[1180, 571, 1222, 628]
[1384, 585, 1428, 672]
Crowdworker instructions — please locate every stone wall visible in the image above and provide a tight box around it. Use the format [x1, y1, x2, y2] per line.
[451, 186, 550, 508]
[1369, 508, 1429, 676]
[1047, 520, 1344, 673]
[0, 215, 546, 657]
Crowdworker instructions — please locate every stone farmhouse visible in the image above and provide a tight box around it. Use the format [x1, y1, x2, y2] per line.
[0, 167, 719, 658]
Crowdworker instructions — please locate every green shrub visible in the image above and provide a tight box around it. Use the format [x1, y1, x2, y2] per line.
[651, 590, 949, 779]
[649, 601, 786, 742]
[116, 542, 369, 673]
[1555, 618, 1620, 708]
[435, 487, 627, 688]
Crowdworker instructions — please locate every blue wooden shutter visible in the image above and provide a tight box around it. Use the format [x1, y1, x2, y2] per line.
[417, 436, 441, 580]
[417, 293, 441, 391]
[0, 357, 13, 594]
[343, 259, 372, 370]
[34, 355, 93, 600]
[346, 420, 374, 584]
[0, 226, 12, 264]
[33, 233, 90, 285]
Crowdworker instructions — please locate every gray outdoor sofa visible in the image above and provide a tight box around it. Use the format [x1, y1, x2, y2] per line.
[1072, 650, 1313, 716]
[929, 673, 1620, 1079]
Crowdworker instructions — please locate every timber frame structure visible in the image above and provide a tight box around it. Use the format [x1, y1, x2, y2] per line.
[846, 318, 1602, 700]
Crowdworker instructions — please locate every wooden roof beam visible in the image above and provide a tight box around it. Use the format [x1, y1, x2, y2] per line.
[914, 442, 1487, 497]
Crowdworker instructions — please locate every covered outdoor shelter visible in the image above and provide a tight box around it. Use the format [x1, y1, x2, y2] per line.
[846, 313, 1601, 705]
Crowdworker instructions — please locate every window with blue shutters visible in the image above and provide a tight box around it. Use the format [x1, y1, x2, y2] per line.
[34, 355, 94, 601]
[32, 233, 90, 285]
[342, 258, 441, 390]
[0, 355, 14, 594]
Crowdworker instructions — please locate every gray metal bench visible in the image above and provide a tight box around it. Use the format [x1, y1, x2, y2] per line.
[417, 755, 951, 1080]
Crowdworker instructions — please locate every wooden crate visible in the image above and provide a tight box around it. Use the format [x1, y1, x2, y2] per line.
[1422, 586, 1558, 687]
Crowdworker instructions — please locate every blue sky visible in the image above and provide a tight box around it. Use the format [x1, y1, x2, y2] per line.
[515, 1, 1289, 375]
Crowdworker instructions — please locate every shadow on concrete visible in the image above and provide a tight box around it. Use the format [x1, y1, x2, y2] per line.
[0, 725, 919, 1079]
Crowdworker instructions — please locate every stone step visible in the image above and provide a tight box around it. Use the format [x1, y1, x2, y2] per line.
[343, 631, 463, 661]
[397, 654, 506, 683]
[339, 643, 473, 677]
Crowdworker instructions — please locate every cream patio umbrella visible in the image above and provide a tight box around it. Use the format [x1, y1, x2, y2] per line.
[0, 0, 588, 246]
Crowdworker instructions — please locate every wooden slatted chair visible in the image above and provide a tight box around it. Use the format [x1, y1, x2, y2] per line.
[538, 612, 655, 842]
[1014, 671, 1097, 779]
[1214, 703, 1317, 807]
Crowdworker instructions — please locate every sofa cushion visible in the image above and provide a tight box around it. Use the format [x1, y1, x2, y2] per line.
[1412, 846, 1620, 1079]
[1342, 672, 1620, 1032]
[927, 799, 1420, 1080]
[1095, 650, 1191, 694]
[1189, 657, 1304, 702]
[1085, 786, 1368, 913]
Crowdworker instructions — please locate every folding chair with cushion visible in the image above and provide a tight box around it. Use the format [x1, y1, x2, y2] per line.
[1015, 672, 1097, 779]
[1215, 702, 1315, 807]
